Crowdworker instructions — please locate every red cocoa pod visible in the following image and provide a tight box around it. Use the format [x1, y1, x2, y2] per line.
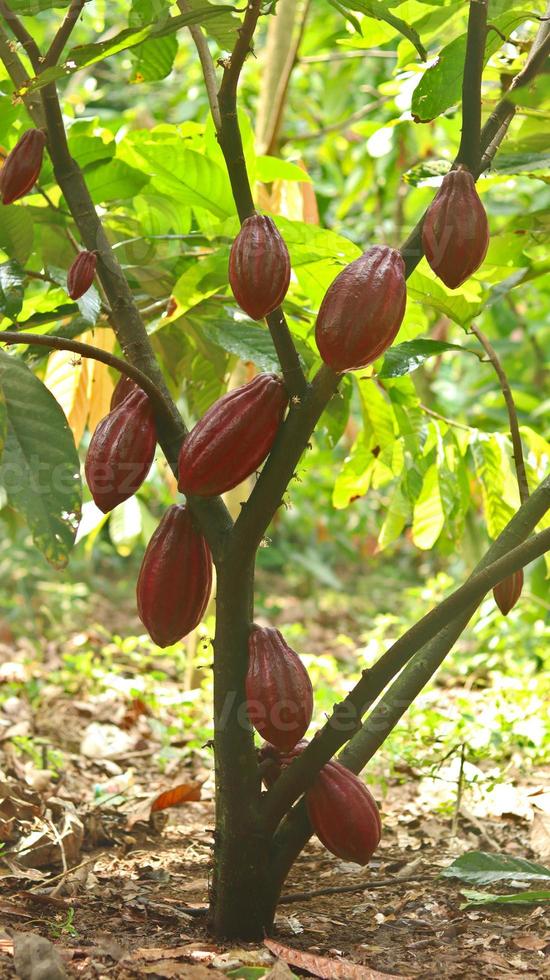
[178, 373, 288, 497]
[315, 245, 406, 373]
[110, 375, 140, 411]
[85, 389, 157, 513]
[421, 168, 489, 289]
[306, 760, 381, 865]
[229, 213, 291, 320]
[493, 568, 523, 616]
[136, 505, 212, 648]
[246, 625, 313, 750]
[0, 129, 47, 205]
[67, 250, 97, 300]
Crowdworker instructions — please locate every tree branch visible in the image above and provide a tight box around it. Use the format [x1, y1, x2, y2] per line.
[0, 330, 170, 415]
[177, 0, 221, 130]
[43, 0, 86, 69]
[456, 1, 488, 173]
[263, 475, 550, 830]
[470, 323, 530, 504]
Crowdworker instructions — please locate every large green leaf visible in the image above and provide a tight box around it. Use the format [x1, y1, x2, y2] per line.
[379, 339, 479, 378]
[85, 160, 150, 203]
[0, 350, 81, 567]
[442, 852, 550, 886]
[411, 10, 530, 122]
[131, 33, 178, 82]
[125, 141, 233, 218]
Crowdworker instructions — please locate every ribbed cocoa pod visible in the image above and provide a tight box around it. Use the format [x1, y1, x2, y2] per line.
[178, 373, 288, 497]
[0, 129, 47, 205]
[493, 569, 523, 616]
[229, 214, 291, 320]
[306, 760, 381, 865]
[85, 390, 157, 513]
[110, 375, 139, 411]
[67, 250, 97, 300]
[315, 245, 406, 373]
[421, 168, 489, 288]
[136, 505, 212, 648]
[246, 626, 313, 750]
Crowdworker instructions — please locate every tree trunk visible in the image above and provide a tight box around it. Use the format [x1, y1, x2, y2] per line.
[208, 557, 279, 938]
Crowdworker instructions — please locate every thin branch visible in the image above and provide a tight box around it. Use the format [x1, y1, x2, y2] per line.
[0, 22, 44, 125]
[263, 477, 550, 830]
[470, 323, 530, 504]
[0, 330, 170, 416]
[456, 0, 488, 173]
[177, 0, 221, 130]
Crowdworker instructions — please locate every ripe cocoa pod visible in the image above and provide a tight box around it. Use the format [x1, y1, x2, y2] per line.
[229, 214, 291, 320]
[136, 505, 212, 648]
[493, 569, 523, 616]
[246, 626, 313, 750]
[306, 760, 381, 865]
[315, 245, 406, 373]
[110, 375, 139, 411]
[67, 250, 97, 300]
[85, 389, 157, 513]
[421, 168, 489, 289]
[0, 129, 47, 205]
[178, 373, 288, 497]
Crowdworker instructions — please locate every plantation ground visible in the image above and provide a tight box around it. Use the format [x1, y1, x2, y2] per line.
[0, 571, 548, 980]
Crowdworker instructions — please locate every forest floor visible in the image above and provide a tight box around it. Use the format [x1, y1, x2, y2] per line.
[0, 596, 549, 979]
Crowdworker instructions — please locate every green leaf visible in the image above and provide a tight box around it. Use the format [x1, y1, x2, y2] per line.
[411, 10, 529, 122]
[378, 483, 410, 550]
[0, 261, 25, 320]
[471, 435, 516, 539]
[256, 156, 312, 184]
[67, 131, 115, 171]
[85, 160, 149, 203]
[441, 852, 550, 886]
[0, 350, 81, 567]
[193, 312, 281, 373]
[0, 206, 34, 267]
[335, 0, 427, 59]
[131, 33, 178, 82]
[18, 6, 232, 94]
[379, 339, 478, 378]
[491, 151, 550, 175]
[412, 463, 444, 549]
[183, 0, 239, 49]
[127, 141, 233, 218]
[460, 888, 550, 909]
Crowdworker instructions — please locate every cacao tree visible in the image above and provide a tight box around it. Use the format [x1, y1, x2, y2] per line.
[0, 0, 549, 941]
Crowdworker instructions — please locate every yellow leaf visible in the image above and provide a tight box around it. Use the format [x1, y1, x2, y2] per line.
[83, 327, 116, 433]
[44, 349, 89, 447]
